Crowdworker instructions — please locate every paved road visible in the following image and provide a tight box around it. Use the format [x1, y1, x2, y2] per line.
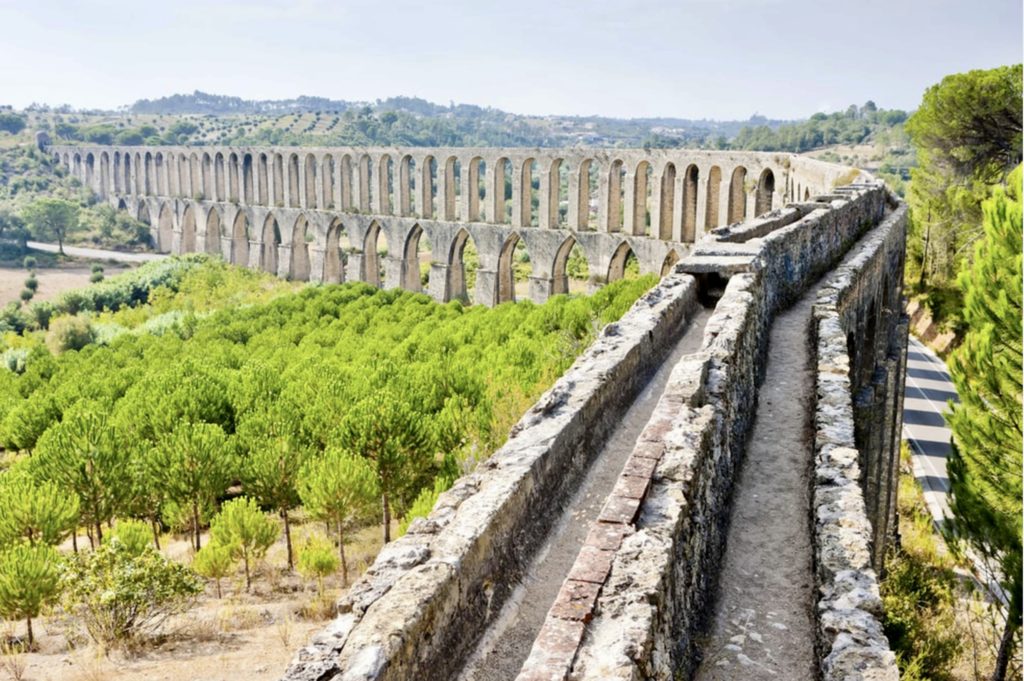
[901, 335, 959, 525]
[27, 241, 166, 264]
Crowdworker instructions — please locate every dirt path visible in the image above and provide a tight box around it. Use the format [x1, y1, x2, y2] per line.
[693, 289, 821, 680]
[459, 306, 714, 681]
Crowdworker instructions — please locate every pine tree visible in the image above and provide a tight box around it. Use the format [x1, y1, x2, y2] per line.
[30, 406, 126, 546]
[335, 391, 433, 543]
[193, 543, 236, 598]
[0, 471, 79, 547]
[238, 401, 311, 570]
[297, 450, 378, 585]
[945, 165, 1023, 681]
[0, 543, 60, 647]
[147, 422, 233, 552]
[208, 497, 278, 592]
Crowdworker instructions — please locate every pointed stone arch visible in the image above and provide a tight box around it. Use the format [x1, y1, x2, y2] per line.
[231, 212, 250, 266]
[727, 166, 747, 224]
[157, 203, 174, 253]
[658, 162, 676, 240]
[551, 236, 579, 296]
[304, 153, 317, 208]
[205, 206, 222, 256]
[261, 215, 281, 274]
[756, 168, 775, 216]
[682, 164, 699, 241]
[363, 221, 386, 287]
[402, 224, 428, 292]
[180, 204, 197, 254]
[705, 166, 722, 230]
[607, 241, 638, 283]
[446, 228, 477, 303]
[324, 218, 347, 283]
[289, 214, 313, 280]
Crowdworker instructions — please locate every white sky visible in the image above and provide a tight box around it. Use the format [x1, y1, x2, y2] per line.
[0, 0, 1020, 119]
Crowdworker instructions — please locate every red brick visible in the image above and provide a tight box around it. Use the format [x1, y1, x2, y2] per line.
[612, 474, 650, 500]
[550, 578, 602, 622]
[622, 453, 659, 479]
[585, 523, 629, 551]
[567, 545, 616, 584]
[632, 440, 665, 461]
[598, 494, 642, 525]
[516, 617, 586, 681]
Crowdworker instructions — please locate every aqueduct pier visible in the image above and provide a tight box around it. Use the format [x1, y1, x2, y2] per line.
[51, 143, 904, 680]
[50, 144, 850, 305]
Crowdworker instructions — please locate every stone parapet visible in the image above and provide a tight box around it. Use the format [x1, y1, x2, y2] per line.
[810, 204, 907, 681]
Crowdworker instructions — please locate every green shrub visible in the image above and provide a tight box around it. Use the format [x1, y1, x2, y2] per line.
[44, 316, 94, 355]
[23, 276, 38, 293]
[59, 540, 202, 649]
[208, 498, 279, 592]
[18, 289, 33, 303]
[881, 550, 961, 679]
[89, 271, 104, 284]
[21, 257, 36, 271]
[296, 536, 339, 598]
[105, 519, 153, 556]
[0, 542, 61, 647]
[192, 543, 235, 599]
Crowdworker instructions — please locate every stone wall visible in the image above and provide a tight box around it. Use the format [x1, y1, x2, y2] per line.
[280, 271, 700, 681]
[515, 182, 900, 680]
[810, 203, 907, 681]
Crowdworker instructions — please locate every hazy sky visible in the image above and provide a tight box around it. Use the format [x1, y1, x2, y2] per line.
[1, 0, 1020, 119]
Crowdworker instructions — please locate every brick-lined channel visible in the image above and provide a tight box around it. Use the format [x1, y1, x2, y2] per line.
[692, 279, 825, 680]
[458, 306, 715, 681]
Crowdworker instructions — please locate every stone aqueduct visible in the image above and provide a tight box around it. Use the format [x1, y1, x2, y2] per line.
[50, 142, 904, 681]
[50, 144, 850, 304]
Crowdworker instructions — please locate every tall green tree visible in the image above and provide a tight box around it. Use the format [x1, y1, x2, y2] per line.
[334, 391, 433, 543]
[0, 542, 61, 646]
[21, 197, 81, 255]
[147, 422, 233, 552]
[297, 449, 378, 585]
[906, 65, 1023, 304]
[945, 165, 1023, 681]
[31, 406, 127, 546]
[238, 402, 310, 570]
[0, 471, 79, 547]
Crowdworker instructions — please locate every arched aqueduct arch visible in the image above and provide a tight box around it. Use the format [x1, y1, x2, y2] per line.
[50, 143, 855, 305]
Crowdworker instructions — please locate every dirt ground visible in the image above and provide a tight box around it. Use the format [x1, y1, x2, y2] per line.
[0, 262, 131, 308]
[10, 519, 392, 681]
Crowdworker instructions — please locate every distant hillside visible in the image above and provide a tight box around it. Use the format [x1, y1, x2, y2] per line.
[123, 90, 793, 148]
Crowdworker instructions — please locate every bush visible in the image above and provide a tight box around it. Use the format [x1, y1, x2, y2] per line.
[89, 271, 104, 284]
[881, 550, 961, 678]
[208, 498, 278, 592]
[21, 257, 35, 271]
[44, 316, 94, 355]
[59, 540, 202, 649]
[105, 519, 153, 557]
[18, 290, 32, 303]
[0, 543, 61, 647]
[192, 543, 235, 599]
[296, 536, 339, 599]
[23, 276, 38, 293]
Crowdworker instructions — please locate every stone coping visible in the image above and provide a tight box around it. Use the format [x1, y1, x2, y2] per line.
[809, 206, 907, 681]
